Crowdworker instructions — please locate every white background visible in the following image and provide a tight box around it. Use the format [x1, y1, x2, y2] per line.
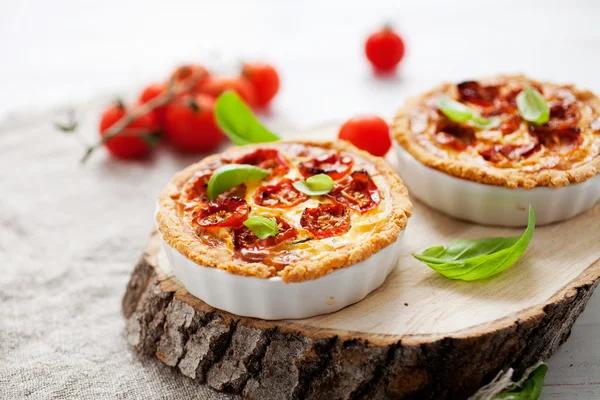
[1, 0, 599, 398]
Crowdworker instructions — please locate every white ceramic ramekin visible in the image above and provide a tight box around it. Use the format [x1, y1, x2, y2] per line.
[395, 144, 600, 227]
[160, 233, 404, 320]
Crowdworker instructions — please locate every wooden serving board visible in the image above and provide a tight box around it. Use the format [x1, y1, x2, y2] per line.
[122, 125, 600, 399]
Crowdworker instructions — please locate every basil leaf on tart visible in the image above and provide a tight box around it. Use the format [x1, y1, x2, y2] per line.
[471, 115, 501, 130]
[413, 206, 536, 281]
[215, 91, 280, 145]
[206, 164, 270, 200]
[516, 87, 550, 125]
[243, 216, 279, 239]
[436, 94, 474, 123]
[293, 174, 335, 196]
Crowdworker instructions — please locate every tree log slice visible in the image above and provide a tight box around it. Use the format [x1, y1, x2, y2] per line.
[122, 198, 600, 399]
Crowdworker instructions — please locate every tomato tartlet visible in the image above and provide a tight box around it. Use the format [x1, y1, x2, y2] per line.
[156, 141, 412, 319]
[393, 75, 600, 226]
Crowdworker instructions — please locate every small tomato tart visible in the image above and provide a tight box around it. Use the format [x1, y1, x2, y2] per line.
[156, 140, 412, 319]
[393, 75, 600, 226]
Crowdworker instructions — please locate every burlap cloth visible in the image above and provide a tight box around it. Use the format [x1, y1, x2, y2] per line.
[0, 99, 287, 399]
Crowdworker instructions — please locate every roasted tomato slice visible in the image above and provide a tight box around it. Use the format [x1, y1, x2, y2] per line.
[299, 152, 354, 180]
[185, 171, 246, 202]
[193, 197, 249, 228]
[235, 148, 290, 178]
[479, 141, 539, 163]
[300, 203, 351, 239]
[435, 120, 476, 150]
[500, 115, 522, 136]
[328, 170, 381, 213]
[457, 81, 499, 107]
[233, 216, 298, 250]
[254, 179, 309, 208]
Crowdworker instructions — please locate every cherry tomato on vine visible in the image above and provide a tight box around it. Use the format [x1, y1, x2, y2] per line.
[242, 62, 280, 107]
[198, 76, 257, 108]
[365, 26, 405, 72]
[171, 64, 211, 92]
[338, 115, 391, 157]
[163, 94, 225, 153]
[99, 101, 159, 160]
[139, 82, 168, 126]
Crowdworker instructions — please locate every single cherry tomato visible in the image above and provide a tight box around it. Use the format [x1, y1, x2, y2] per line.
[198, 76, 257, 107]
[365, 26, 405, 72]
[193, 197, 249, 228]
[235, 148, 290, 178]
[254, 179, 309, 208]
[233, 216, 297, 250]
[242, 62, 280, 108]
[298, 152, 354, 180]
[99, 101, 159, 160]
[163, 94, 225, 153]
[338, 115, 391, 157]
[139, 82, 168, 126]
[171, 64, 211, 93]
[329, 170, 381, 213]
[300, 203, 351, 239]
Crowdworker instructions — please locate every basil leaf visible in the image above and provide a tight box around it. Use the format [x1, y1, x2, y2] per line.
[243, 216, 278, 239]
[516, 87, 549, 125]
[413, 206, 535, 281]
[206, 164, 270, 200]
[292, 174, 335, 196]
[215, 91, 280, 145]
[472, 115, 501, 130]
[437, 94, 474, 123]
[494, 363, 548, 400]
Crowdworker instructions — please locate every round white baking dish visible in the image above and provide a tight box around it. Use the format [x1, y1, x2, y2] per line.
[395, 144, 600, 227]
[159, 232, 404, 320]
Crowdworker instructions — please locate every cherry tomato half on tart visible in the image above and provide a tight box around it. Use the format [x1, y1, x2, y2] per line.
[300, 203, 351, 239]
[365, 26, 405, 73]
[99, 101, 159, 160]
[193, 197, 249, 228]
[233, 216, 298, 251]
[329, 170, 381, 213]
[298, 152, 354, 180]
[254, 179, 309, 208]
[235, 148, 290, 179]
[163, 94, 225, 153]
[184, 170, 246, 203]
[338, 115, 392, 156]
[242, 62, 280, 108]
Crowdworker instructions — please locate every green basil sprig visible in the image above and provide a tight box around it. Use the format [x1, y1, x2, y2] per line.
[243, 216, 278, 239]
[206, 164, 270, 200]
[516, 87, 549, 125]
[215, 91, 280, 145]
[413, 206, 535, 281]
[437, 94, 501, 130]
[293, 174, 334, 196]
[494, 363, 548, 400]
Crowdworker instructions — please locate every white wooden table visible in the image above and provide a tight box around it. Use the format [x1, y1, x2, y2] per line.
[1, 0, 598, 398]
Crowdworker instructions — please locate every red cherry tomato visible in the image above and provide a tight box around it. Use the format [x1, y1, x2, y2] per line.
[300, 203, 351, 239]
[365, 26, 405, 72]
[139, 82, 168, 126]
[298, 152, 354, 180]
[193, 198, 249, 228]
[338, 115, 391, 157]
[254, 179, 309, 208]
[163, 94, 225, 153]
[329, 170, 381, 213]
[233, 216, 297, 250]
[171, 64, 210, 92]
[198, 76, 257, 108]
[99, 102, 159, 160]
[242, 62, 280, 108]
[235, 148, 290, 179]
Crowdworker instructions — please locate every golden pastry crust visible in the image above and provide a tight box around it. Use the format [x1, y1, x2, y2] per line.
[156, 140, 412, 283]
[393, 75, 600, 188]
